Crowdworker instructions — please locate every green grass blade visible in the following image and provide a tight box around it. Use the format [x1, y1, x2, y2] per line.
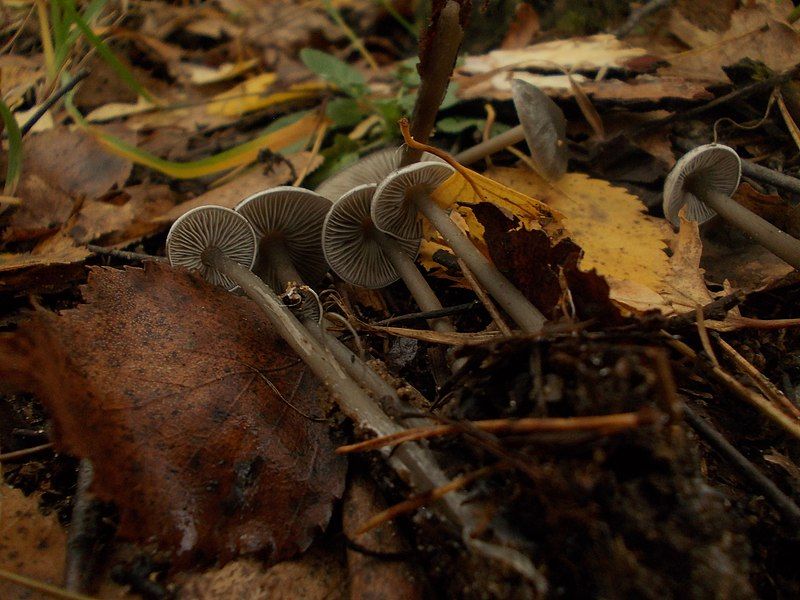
[59, 0, 159, 104]
[0, 99, 23, 196]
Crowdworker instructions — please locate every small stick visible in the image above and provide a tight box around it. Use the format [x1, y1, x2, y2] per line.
[663, 332, 800, 439]
[713, 334, 800, 420]
[683, 405, 800, 528]
[667, 290, 745, 329]
[0, 442, 53, 461]
[726, 315, 800, 330]
[611, 0, 673, 38]
[356, 464, 500, 535]
[337, 410, 658, 454]
[64, 460, 101, 593]
[86, 245, 166, 263]
[0, 568, 96, 600]
[19, 70, 89, 137]
[695, 307, 720, 368]
[457, 258, 512, 336]
[375, 300, 479, 326]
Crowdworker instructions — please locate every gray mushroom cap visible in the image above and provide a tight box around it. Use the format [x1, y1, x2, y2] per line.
[663, 144, 742, 227]
[322, 184, 420, 289]
[371, 161, 455, 241]
[511, 79, 568, 181]
[166, 205, 257, 291]
[315, 147, 445, 202]
[235, 186, 332, 290]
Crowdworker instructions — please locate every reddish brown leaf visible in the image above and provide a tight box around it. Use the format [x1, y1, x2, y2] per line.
[3, 175, 74, 243]
[472, 202, 620, 323]
[0, 262, 346, 567]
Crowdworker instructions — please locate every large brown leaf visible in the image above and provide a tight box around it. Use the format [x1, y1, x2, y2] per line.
[0, 263, 346, 567]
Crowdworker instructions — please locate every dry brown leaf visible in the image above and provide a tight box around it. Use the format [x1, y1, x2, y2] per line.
[154, 152, 321, 223]
[177, 543, 347, 600]
[0, 263, 346, 566]
[661, 219, 715, 313]
[3, 175, 74, 243]
[663, 2, 800, 83]
[23, 126, 134, 200]
[0, 234, 89, 294]
[0, 487, 66, 600]
[499, 2, 540, 50]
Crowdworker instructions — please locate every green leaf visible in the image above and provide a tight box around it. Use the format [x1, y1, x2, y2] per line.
[436, 117, 484, 134]
[326, 97, 366, 128]
[440, 85, 461, 110]
[300, 48, 366, 97]
[0, 99, 23, 196]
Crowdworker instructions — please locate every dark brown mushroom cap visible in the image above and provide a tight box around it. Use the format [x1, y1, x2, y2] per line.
[322, 184, 419, 289]
[235, 186, 332, 290]
[371, 161, 455, 241]
[315, 148, 445, 201]
[663, 144, 741, 226]
[511, 79, 568, 181]
[166, 206, 256, 291]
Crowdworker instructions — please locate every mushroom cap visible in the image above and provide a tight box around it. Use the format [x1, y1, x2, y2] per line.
[167, 205, 256, 291]
[371, 161, 455, 241]
[235, 186, 332, 290]
[315, 147, 445, 201]
[322, 184, 419, 289]
[511, 79, 568, 181]
[663, 144, 741, 226]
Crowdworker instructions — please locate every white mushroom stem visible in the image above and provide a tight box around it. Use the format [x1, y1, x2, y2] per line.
[692, 185, 800, 270]
[201, 247, 474, 528]
[374, 230, 455, 334]
[258, 239, 435, 422]
[410, 191, 547, 333]
[454, 125, 525, 166]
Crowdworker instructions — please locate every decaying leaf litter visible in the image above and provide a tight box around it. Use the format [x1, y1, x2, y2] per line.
[1, 0, 800, 597]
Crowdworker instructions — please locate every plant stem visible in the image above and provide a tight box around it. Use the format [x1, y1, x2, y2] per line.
[374, 231, 454, 333]
[401, 1, 463, 166]
[695, 187, 800, 269]
[411, 192, 546, 333]
[455, 125, 525, 166]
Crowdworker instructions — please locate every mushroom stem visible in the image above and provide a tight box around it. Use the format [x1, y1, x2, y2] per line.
[693, 186, 800, 269]
[454, 125, 525, 166]
[201, 246, 476, 530]
[374, 230, 455, 333]
[411, 192, 547, 333]
[260, 240, 434, 419]
[400, 1, 464, 167]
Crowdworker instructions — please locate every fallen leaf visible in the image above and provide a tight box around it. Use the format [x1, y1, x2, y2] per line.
[183, 59, 260, 85]
[0, 487, 66, 600]
[483, 167, 670, 293]
[661, 218, 715, 313]
[499, 3, 540, 50]
[153, 151, 322, 223]
[23, 126, 134, 200]
[3, 175, 74, 243]
[176, 542, 347, 600]
[0, 234, 89, 294]
[206, 74, 326, 118]
[0, 263, 346, 566]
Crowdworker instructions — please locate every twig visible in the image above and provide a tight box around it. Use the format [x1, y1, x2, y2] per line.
[0, 442, 53, 461]
[19, 70, 89, 137]
[64, 461, 102, 593]
[457, 258, 512, 336]
[86, 245, 166, 263]
[356, 464, 502, 535]
[663, 332, 800, 439]
[667, 290, 745, 329]
[612, 0, 674, 38]
[337, 409, 659, 454]
[632, 67, 800, 136]
[695, 307, 720, 368]
[375, 301, 480, 326]
[683, 405, 800, 528]
[712, 333, 800, 420]
[400, 0, 464, 166]
[726, 315, 800, 330]
[0, 568, 96, 600]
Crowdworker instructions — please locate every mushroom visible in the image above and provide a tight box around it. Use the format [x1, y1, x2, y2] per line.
[371, 161, 547, 333]
[323, 183, 455, 334]
[235, 187, 438, 399]
[663, 144, 800, 270]
[166, 205, 483, 538]
[454, 79, 568, 181]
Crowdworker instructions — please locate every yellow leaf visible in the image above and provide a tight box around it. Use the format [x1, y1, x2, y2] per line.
[484, 167, 671, 294]
[206, 74, 327, 117]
